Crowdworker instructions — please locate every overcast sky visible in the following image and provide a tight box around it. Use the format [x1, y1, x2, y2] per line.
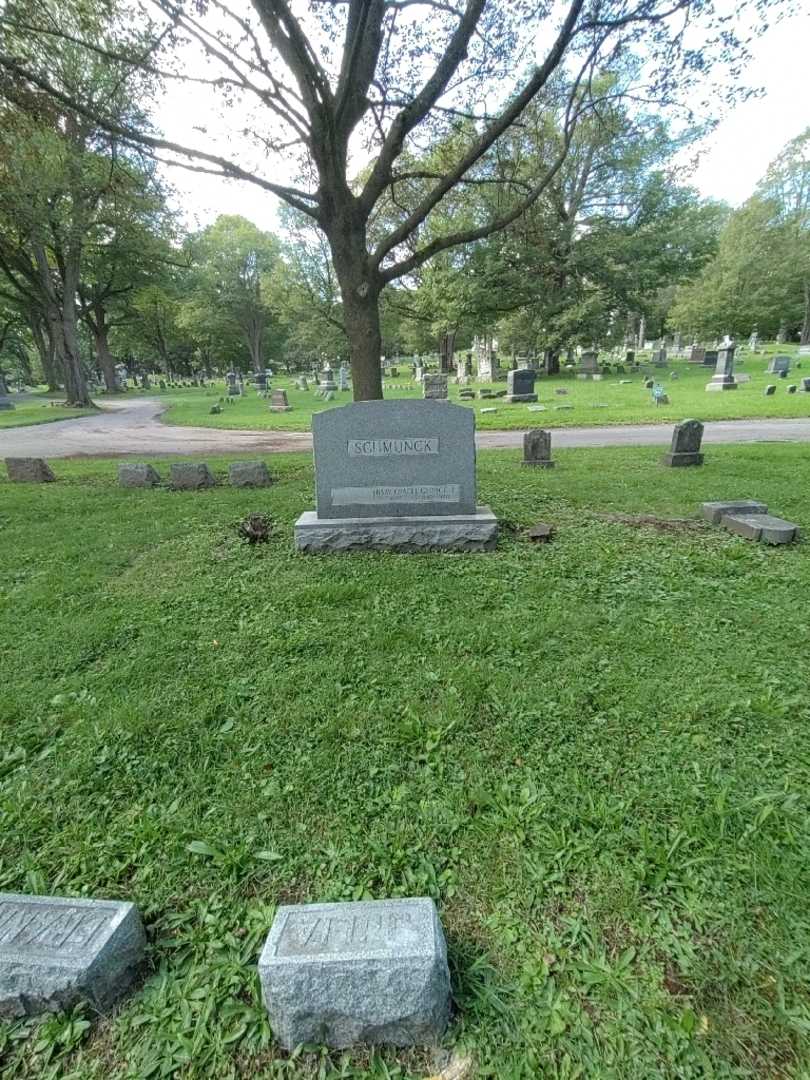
[159, 10, 809, 234]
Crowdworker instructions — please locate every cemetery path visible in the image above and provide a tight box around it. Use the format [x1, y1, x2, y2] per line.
[2, 397, 810, 458]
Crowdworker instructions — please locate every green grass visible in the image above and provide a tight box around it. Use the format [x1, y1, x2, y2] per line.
[0, 401, 97, 428]
[2, 443, 810, 1077]
[154, 344, 810, 432]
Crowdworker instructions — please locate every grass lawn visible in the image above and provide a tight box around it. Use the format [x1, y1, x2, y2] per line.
[0, 401, 97, 428]
[2, 443, 810, 1077]
[154, 344, 810, 433]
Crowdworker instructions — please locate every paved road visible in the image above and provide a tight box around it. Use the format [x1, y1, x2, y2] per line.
[2, 397, 810, 458]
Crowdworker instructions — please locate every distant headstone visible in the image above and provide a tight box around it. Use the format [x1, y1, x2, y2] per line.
[269, 389, 293, 412]
[5, 458, 56, 483]
[229, 461, 273, 487]
[259, 898, 450, 1050]
[735, 373, 752, 383]
[577, 351, 599, 377]
[422, 374, 448, 400]
[294, 400, 497, 552]
[458, 388, 475, 400]
[297, 376, 309, 391]
[522, 428, 555, 468]
[254, 371, 268, 393]
[625, 350, 635, 364]
[505, 368, 538, 403]
[798, 344, 810, 358]
[689, 346, 706, 365]
[651, 348, 668, 367]
[169, 463, 216, 490]
[320, 364, 338, 392]
[779, 368, 788, 379]
[338, 365, 350, 392]
[0, 372, 14, 410]
[118, 463, 161, 488]
[225, 371, 238, 396]
[767, 355, 791, 375]
[705, 346, 737, 391]
[0, 892, 145, 1018]
[764, 384, 776, 396]
[800, 378, 810, 393]
[662, 419, 704, 467]
[701, 500, 768, 525]
[787, 383, 798, 394]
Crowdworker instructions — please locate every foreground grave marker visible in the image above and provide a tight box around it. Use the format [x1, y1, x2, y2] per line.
[0, 893, 145, 1018]
[295, 400, 497, 552]
[259, 897, 450, 1049]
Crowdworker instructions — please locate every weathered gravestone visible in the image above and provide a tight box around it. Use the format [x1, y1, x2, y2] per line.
[505, 368, 538, 403]
[721, 513, 799, 545]
[294, 400, 497, 552]
[701, 500, 768, 525]
[662, 419, 703, 467]
[269, 389, 292, 412]
[764, 384, 776, 396]
[788, 384, 798, 394]
[338, 365, 350, 392]
[297, 376, 309, 391]
[0, 892, 145, 1018]
[320, 364, 338, 392]
[422, 374, 448, 400]
[702, 349, 718, 367]
[258, 898, 450, 1050]
[118, 463, 161, 488]
[254, 371, 268, 393]
[169, 463, 216, 490]
[689, 345, 706, 364]
[229, 461, 273, 487]
[5, 458, 56, 483]
[801, 378, 810, 393]
[705, 345, 737, 391]
[767, 355, 791, 375]
[522, 428, 555, 468]
[651, 348, 668, 367]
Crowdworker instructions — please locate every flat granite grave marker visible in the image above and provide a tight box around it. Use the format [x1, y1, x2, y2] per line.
[764, 384, 776, 396]
[5, 458, 56, 483]
[259, 897, 450, 1050]
[118, 463, 161, 488]
[295, 400, 497, 552]
[0, 892, 145, 1018]
[662, 419, 704, 467]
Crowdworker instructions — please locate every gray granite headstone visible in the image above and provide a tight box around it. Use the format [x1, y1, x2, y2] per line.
[801, 378, 810, 393]
[767, 355, 791, 374]
[5, 458, 56, 483]
[522, 428, 554, 467]
[764, 384, 776, 396]
[705, 346, 737, 391]
[169, 463, 216, 490]
[506, 369, 537, 403]
[662, 419, 704, 467]
[258, 898, 450, 1050]
[689, 346, 705, 364]
[422, 374, 448, 400]
[787, 384, 798, 394]
[118, 463, 162, 488]
[0, 892, 145, 1018]
[269, 389, 292, 412]
[229, 461, 273, 487]
[312, 401, 475, 518]
[295, 400, 496, 551]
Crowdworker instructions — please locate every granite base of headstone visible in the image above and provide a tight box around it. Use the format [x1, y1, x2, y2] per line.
[522, 429, 555, 467]
[0, 892, 145, 1019]
[662, 419, 704, 466]
[258, 898, 450, 1050]
[294, 400, 497, 553]
[5, 458, 56, 483]
[169, 463, 216, 490]
[229, 461, 273, 488]
[119, 463, 162, 488]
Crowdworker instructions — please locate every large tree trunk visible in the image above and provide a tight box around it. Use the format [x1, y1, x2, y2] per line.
[801, 281, 810, 346]
[61, 256, 93, 407]
[329, 213, 383, 401]
[89, 304, 118, 392]
[29, 315, 60, 391]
